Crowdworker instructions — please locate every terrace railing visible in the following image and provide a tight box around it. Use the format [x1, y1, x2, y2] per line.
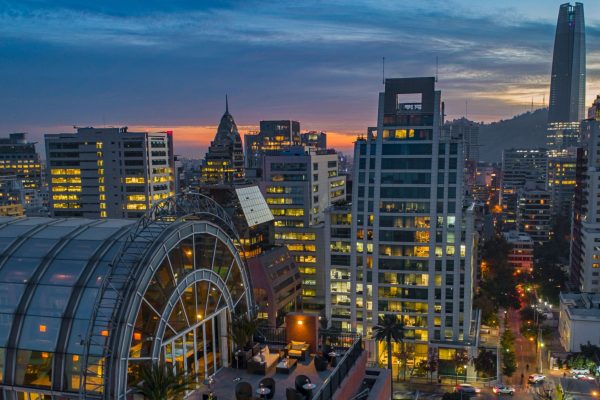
[312, 336, 363, 400]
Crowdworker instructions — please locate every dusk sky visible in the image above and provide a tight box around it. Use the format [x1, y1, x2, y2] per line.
[1, 0, 600, 157]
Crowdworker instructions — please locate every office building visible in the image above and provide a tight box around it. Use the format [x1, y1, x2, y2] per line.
[501, 149, 547, 227]
[502, 230, 534, 274]
[547, 2, 586, 150]
[45, 127, 175, 219]
[200, 101, 244, 184]
[0, 133, 43, 209]
[260, 148, 346, 310]
[300, 131, 327, 149]
[517, 185, 553, 244]
[336, 78, 476, 370]
[570, 95, 600, 293]
[546, 148, 577, 216]
[559, 292, 600, 352]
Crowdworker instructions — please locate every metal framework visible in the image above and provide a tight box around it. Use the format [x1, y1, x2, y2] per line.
[79, 192, 249, 398]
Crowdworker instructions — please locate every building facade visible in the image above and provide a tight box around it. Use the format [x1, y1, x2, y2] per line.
[547, 148, 577, 216]
[0, 133, 43, 210]
[517, 186, 553, 245]
[0, 193, 252, 399]
[559, 292, 600, 352]
[45, 127, 175, 219]
[547, 2, 586, 150]
[336, 78, 476, 368]
[502, 230, 534, 274]
[501, 149, 548, 227]
[260, 148, 346, 311]
[570, 96, 600, 293]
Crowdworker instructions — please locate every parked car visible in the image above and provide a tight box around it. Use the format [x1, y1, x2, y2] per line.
[571, 368, 590, 375]
[528, 374, 546, 384]
[575, 374, 595, 381]
[492, 384, 515, 395]
[455, 384, 481, 395]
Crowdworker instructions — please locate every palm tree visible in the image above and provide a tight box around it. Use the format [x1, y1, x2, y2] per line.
[372, 314, 405, 373]
[133, 364, 198, 400]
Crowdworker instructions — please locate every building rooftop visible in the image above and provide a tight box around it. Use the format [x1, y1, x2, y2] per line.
[561, 292, 600, 320]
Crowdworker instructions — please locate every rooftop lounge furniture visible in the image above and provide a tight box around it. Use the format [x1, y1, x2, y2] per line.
[287, 340, 310, 361]
[247, 345, 279, 375]
[295, 375, 312, 398]
[235, 381, 253, 400]
[314, 355, 328, 371]
[285, 387, 304, 400]
[258, 377, 275, 399]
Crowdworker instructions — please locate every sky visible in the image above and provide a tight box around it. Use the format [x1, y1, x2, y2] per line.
[1, 0, 600, 157]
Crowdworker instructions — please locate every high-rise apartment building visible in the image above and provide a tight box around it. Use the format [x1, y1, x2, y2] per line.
[570, 95, 600, 292]
[260, 148, 346, 310]
[547, 148, 577, 216]
[201, 101, 244, 184]
[331, 78, 476, 368]
[45, 127, 175, 218]
[300, 131, 327, 149]
[517, 185, 553, 244]
[501, 149, 548, 227]
[547, 2, 586, 149]
[0, 133, 43, 209]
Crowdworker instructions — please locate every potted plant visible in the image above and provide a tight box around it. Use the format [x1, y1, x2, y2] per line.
[229, 312, 259, 368]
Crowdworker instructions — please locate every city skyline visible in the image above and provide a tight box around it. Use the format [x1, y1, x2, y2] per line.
[2, 0, 600, 157]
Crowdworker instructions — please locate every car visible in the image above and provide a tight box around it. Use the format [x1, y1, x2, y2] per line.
[571, 368, 590, 375]
[528, 374, 546, 384]
[455, 384, 481, 395]
[492, 384, 515, 395]
[575, 374, 595, 381]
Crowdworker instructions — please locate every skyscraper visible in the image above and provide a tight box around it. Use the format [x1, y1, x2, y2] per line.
[328, 77, 476, 369]
[200, 99, 245, 184]
[547, 2, 586, 150]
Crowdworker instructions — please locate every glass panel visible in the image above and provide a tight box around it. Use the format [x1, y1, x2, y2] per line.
[0, 283, 26, 313]
[182, 285, 197, 326]
[0, 314, 13, 347]
[173, 336, 184, 374]
[67, 319, 89, 354]
[85, 356, 105, 393]
[196, 325, 205, 379]
[185, 331, 196, 379]
[19, 316, 61, 351]
[212, 240, 233, 280]
[0, 257, 42, 283]
[127, 359, 149, 392]
[55, 240, 103, 260]
[14, 350, 53, 387]
[205, 318, 214, 376]
[31, 226, 77, 239]
[86, 261, 109, 287]
[165, 342, 174, 372]
[74, 288, 99, 319]
[205, 283, 220, 318]
[196, 281, 209, 321]
[215, 314, 222, 370]
[180, 237, 194, 271]
[13, 239, 59, 258]
[155, 259, 175, 294]
[194, 234, 215, 271]
[130, 301, 160, 358]
[168, 247, 185, 285]
[0, 347, 4, 383]
[0, 224, 33, 237]
[65, 353, 82, 391]
[39, 259, 87, 285]
[143, 276, 169, 315]
[0, 237, 16, 253]
[226, 262, 245, 304]
[76, 227, 121, 241]
[167, 301, 188, 333]
[27, 285, 72, 317]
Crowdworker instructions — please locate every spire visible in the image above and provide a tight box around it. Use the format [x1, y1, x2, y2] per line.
[225, 94, 229, 114]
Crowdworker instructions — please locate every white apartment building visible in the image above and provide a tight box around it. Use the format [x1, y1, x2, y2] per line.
[559, 292, 600, 352]
[45, 127, 175, 219]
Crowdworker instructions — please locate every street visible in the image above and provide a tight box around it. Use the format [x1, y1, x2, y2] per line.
[503, 308, 538, 388]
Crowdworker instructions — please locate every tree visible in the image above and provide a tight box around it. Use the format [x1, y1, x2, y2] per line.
[442, 392, 462, 400]
[453, 350, 470, 383]
[426, 349, 439, 382]
[373, 314, 405, 373]
[474, 349, 496, 378]
[229, 312, 259, 352]
[133, 364, 198, 400]
[502, 350, 517, 377]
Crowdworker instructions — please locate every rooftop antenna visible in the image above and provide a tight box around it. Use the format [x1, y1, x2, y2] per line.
[382, 57, 385, 85]
[435, 56, 439, 83]
[465, 99, 468, 120]
[543, 94, 546, 108]
[225, 94, 229, 113]
[531, 97, 534, 113]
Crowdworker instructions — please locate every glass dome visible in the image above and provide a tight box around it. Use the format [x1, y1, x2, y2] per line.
[0, 193, 252, 400]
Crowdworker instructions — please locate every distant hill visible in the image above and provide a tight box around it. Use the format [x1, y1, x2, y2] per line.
[478, 108, 548, 162]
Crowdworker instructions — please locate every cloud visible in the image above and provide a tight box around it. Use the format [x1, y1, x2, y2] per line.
[1, 0, 600, 152]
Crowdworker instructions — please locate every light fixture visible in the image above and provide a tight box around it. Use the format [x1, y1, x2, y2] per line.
[197, 314, 203, 320]
[39, 324, 47, 333]
[297, 320, 303, 325]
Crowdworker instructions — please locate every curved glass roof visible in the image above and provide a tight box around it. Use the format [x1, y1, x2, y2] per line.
[0, 217, 136, 389]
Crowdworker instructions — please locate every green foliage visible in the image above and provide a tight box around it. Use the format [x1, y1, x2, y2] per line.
[566, 354, 597, 372]
[502, 349, 517, 377]
[229, 312, 259, 351]
[373, 314, 405, 372]
[132, 364, 198, 400]
[474, 349, 497, 378]
[478, 236, 521, 311]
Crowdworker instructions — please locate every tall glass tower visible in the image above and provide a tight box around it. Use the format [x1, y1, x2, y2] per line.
[547, 2, 586, 150]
